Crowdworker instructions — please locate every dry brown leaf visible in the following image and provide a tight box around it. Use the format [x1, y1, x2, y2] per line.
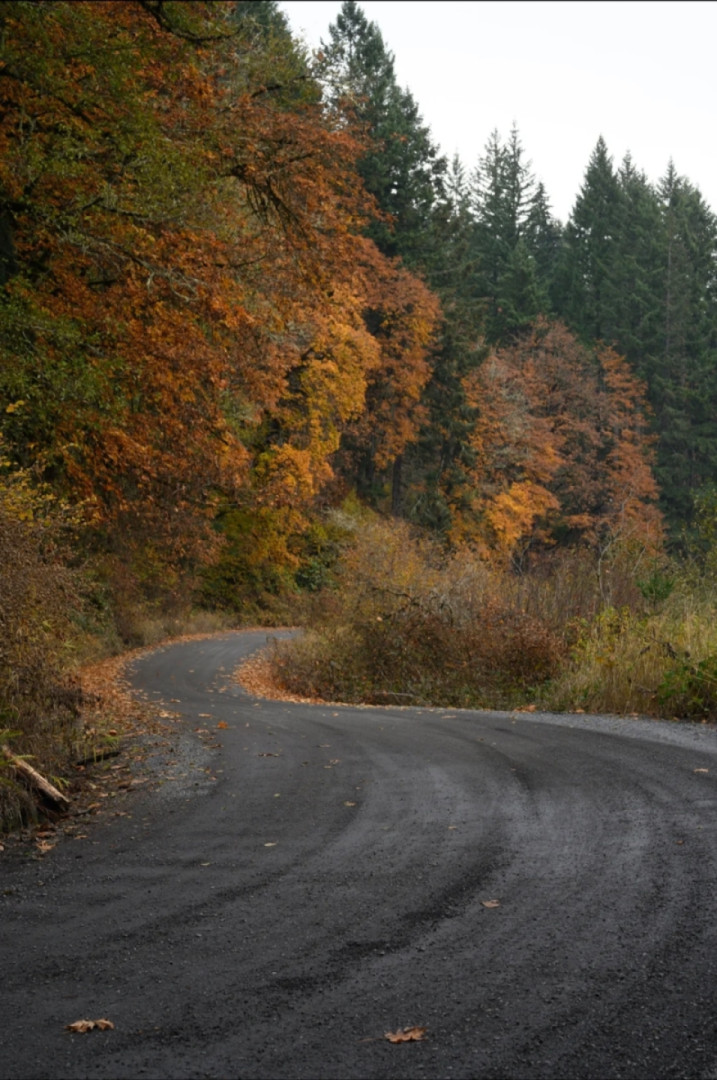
[216, 721, 229, 729]
[694, 768, 709, 774]
[384, 1026, 427, 1043]
[344, 801, 356, 807]
[66, 1019, 115, 1033]
[481, 899, 501, 908]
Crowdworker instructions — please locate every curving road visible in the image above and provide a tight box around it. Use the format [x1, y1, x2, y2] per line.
[3, 630, 717, 1079]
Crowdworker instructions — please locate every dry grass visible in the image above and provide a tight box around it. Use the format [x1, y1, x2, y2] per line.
[0, 510, 85, 826]
[267, 518, 566, 710]
[543, 589, 717, 720]
[265, 514, 717, 723]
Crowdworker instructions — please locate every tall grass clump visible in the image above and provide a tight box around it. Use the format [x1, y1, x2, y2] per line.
[543, 563, 717, 720]
[268, 515, 565, 708]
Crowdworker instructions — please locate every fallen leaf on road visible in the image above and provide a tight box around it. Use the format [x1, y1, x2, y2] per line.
[481, 899, 501, 908]
[344, 801, 356, 807]
[384, 1026, 427, 1043]
[694, 768, 709, 773]
[216, 721, 228, 729]
[198, 713, 213, 718]
[264, 842, 277, 847]
[66, 1019, 114, 1033]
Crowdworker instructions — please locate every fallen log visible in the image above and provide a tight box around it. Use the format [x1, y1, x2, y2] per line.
[1, 744, 70, 809]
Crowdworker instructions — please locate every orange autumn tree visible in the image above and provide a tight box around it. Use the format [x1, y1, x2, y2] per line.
[0, 0, 442, 608]
[462, 320, 663, 561]
[0, 0, 257, 571]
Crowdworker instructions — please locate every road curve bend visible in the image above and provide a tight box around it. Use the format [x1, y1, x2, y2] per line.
[3, 629, 717, 1079]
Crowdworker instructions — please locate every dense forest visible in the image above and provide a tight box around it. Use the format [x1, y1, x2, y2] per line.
[3, 0, 717, 822]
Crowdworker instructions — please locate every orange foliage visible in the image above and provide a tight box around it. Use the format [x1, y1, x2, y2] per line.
[0, 1, 441, 574]
[463, 320, 663, 559]
[345, 240, 440, 471]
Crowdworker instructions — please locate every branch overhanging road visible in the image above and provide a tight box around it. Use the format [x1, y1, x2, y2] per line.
[3, 630, 717, 1080]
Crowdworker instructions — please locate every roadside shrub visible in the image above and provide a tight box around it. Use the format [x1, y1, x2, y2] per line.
[540, 578, 717, 719]
[269, 517, 565, 708]
[657, 654, 717, 720]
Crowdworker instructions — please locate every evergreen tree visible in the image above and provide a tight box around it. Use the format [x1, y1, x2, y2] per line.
[317, 0, 446, 265]
[651, 165, 717, 525]
[608, 153, 664, 374]
[494, 237, 545, 340]
[554, 136, 622, 342]
[468, 127, 552, 342]
[552, 141, 717, 535]
[524, 180, 561, 298]
[405, 155, 486, 533]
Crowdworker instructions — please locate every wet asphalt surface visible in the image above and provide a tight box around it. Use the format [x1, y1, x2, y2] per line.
[3, 630, 717, 1079]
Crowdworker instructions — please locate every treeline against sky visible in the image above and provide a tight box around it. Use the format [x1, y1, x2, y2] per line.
[1, 0, 713, 627]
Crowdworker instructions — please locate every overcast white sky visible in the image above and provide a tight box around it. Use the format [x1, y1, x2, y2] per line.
[280, 0, 717, 223]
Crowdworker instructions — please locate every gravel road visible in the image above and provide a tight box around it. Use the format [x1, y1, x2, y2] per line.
[2, 629, 717, 1079]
